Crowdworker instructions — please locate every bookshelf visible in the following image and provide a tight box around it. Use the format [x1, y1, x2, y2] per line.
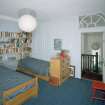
[0, 32, 32, 61]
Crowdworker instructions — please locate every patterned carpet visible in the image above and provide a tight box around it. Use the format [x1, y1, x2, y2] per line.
[24, 78, 105, 105]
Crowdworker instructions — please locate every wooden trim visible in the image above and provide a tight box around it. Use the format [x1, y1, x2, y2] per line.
[16, 67, 50, 81]
[3, 77, 38, 105]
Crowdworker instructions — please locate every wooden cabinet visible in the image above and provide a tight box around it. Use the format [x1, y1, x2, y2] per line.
[49, 56, 70, 86]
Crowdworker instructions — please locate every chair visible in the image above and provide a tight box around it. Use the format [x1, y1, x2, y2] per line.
[92, 80, 105, 101]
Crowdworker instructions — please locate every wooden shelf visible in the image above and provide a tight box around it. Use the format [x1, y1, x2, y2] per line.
[49, 56, 70, 86]
[0, 32, 32, 60]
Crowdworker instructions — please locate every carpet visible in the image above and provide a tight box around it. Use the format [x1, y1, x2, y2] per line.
[24, 78, 105, 105]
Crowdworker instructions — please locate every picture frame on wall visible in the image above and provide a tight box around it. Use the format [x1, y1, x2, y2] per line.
[69, 65, 75, 77]
[54, 38, 62, 50]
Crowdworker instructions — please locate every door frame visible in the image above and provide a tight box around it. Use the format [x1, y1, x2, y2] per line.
[103, 32, 105, 82]
[80, 27, 105, 82]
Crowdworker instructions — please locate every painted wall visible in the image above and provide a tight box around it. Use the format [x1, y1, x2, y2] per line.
[32, 17, 81, 78]
[0, 15, 105, 80]
[0, 19, 19, 32]
[1, 17, 105, 80]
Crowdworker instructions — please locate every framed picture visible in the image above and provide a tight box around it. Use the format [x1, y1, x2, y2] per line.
[69, 65, 75, 77]
[54, 39, 62, 50]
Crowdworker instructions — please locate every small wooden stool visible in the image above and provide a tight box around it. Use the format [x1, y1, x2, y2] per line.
[92, 80, 105, 101]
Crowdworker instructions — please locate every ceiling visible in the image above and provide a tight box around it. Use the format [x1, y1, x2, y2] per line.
[0, 0, 105, 20]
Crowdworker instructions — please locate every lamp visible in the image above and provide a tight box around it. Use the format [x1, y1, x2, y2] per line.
[18, 8, 37, 32]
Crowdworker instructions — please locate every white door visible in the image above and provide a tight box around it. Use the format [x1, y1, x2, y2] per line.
[103, 32, 105, 82]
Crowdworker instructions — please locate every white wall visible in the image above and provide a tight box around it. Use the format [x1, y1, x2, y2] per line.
[0, 19, 19, 32]
[32, 17, 81, 78]
[0, 16, 81, 78]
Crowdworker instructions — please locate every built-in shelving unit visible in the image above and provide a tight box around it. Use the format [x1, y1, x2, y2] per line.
[0, 32, 32, 61]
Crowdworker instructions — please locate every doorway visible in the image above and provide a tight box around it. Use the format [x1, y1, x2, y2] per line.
[81, 32, 103, 81]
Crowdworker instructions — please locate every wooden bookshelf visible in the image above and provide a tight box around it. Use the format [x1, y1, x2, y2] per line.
[0, 32, 32, 60]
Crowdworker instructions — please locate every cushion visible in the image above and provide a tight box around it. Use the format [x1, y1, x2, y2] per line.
[18, 57, 49, 76]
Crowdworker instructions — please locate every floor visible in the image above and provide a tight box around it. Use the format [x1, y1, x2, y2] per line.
[82, 71, 102, 81]
[24, 78, 105, 105]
